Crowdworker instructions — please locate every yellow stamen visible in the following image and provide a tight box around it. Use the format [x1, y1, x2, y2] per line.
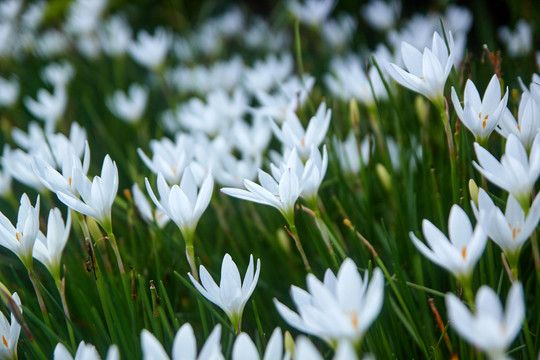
[484, 114, 488, 120]
[482, 119, 486, 129]
[478, 112, 481, 119]
[69, 177, 72, 186]
[2, 335, 7, 348]
[15, 233, 20, 242]
[301, 138, 305, 147]
[350, 312, 358, 329]
[461, 247, 467, 260]
[517, 125, 521, 131]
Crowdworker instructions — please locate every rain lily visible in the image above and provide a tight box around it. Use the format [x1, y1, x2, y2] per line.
[274, 258, 384, 347]
[446, 282, 524, 360]
[385, 31, 454, 107]
[288, 0, 335, 27]
[232, 328, 283, 360]
[188, 253, 260, 333]
[270, 102, 332, 160]
[0, 193, 40, 268]
[498, 20, 532, 58]
[32, 208, 71, 282]
[107, 84, 148, 123]
[99, 15, 132, 57]
[41, 61, 75, 88]
[0, 292, 21, 360]
[129, 27, 171, 70]
[294, 336, 358, 360]
[361, 0, 400, 31]
[497, 92, 540, 151]
[141, 324, 223, 360]
[23, 86, 67, 133]
[0, 76, 19, 107]
[451, 75, 508, 144]
[473, 133, 540, 210]
[409, 204, 487, 284]
[131, 183, 170, 228]
[54, 342, 119, 360]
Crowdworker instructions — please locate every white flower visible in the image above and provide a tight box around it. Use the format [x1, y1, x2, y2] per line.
[334, 133, 372, 175]
[230, 117, 272, 157]
[55, 155, 118, 230]
[243, 53, 293, 95]
[321, 14, 357, 50]
[41, 61, 75, 88]
[107, 84, 148, 123]
[472, 188, 540, 261]
[0, 76, 19, 107]
[446, 282, 524, 360]
[232, 328, 283, 360]
[32, 208, 71, 281]
[497, 92, 540, 151]
[498, 20, 532, 58]
[189, 253, 260, 332]
[64, 0, 106, 35]
[294, 336, 358, 360]
[2, 146, 45, 191]
[221, 166, 301, 222]
[145, 168, 213, 237]
[129, 27, 171, 70]
[23, 86, 67, 133]
[141, 323, 223, 360]
[0, 292, 21, 360]
[288, 0, 335, 27]
[451, 75, 508, 143]
[361, 0, 400, 31]
[274, 259, 384, 346]
[0, 194, 40, 267]
[54, 342, 119, 360]
[213, 152, 260, 188]
[473, 133, 540, 209]
[132, 183, 170, 228]
[271, 102, 332, 160]
[385, 31, 454, 106]
[99, 15, 132, 57]
[409, 205, 487, 281]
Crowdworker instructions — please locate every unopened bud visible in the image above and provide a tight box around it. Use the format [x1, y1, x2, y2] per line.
[468, 179, 479, 206]
[349, 98, 360, 129]
[284, 330, 295, 358]
[276, 228, 291, 254]
[123, 188, 132, 201]
[376, 163, 392, 192]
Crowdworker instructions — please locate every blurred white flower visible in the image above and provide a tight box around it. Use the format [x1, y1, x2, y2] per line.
[32, 208, 71, 281]
[0, 193, 40, 268]
[294, 336, 358, 360]
[0, 292, 22, 360]
[131, 183, 170, 228]
[334, 133, 372, 175]
[189, 253, 260, 332]
[497, 92, 540, 151]
[409, 204, 487, 281]
[35, 29, 69, 58]
[446, 282, 524, 360]
[499, 20, 532, 58]
[451, 75, 508, 143]
[145, 168, 214, 238]
[21, 1, 45, 30]
[362, 0, 400, 31]
[213, 152, 261, 188]
[271, 102, 332, 160]
[274, 259, 384, 346]
[321, 14, 357, 50]
[129, 27, 171, 70]
[64, 0, 107, 35]
[107, 84, 148, 123]
[24, 86, 67, 133]
[41, 61, 75, 88]
[0, 0, 22, 21]
[386, 31, 454, 107]
[0, 76, 18, 107]
[100, 15, 132, 57]
[243, 53, 293, 95]
[474, 133, 540, 209]
[288, 0, 335, 27]
[141, 324, 223, 360]
[54, 342, 119, 360]
[232, 328, 283, 360]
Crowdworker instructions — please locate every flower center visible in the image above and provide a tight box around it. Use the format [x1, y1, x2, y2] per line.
[479, 113, 489, 129]
[301, 138, 305, 147]
[461, 246, 467, 260]
[347, 311, 358, 329]
[2, 335, 7, 348]
[15, 232, 23, 242]
[508, 223, 521, 239]
[69, 177, 72, 186]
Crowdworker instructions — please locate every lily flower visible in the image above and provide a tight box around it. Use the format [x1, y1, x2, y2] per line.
[232, 328, 283, 360]
[131, 184, 170, 228]
[0, 292, 21, 360]
[141, 324, 223, 360]
[54, 342, 119, 360]
[129, 27, 171, 70]
[107, 84, 148, 123]
[451, 75, 508, 144]
[23, 86, 67, 133]
[32, 208, 71, 282]
[446, 282, 524, 360]
[497, 92, 540, 151]
[0, 194, 40, 268]
[409, 205, 487, 283]
[385, 31, 454, 107]
[274, 258, 384, 347]
[189, 253, 260, 333]
[473, 133, 540, 210]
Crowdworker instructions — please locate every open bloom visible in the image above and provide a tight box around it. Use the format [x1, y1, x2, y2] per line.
[446, 282, 524, 360]
[145, 168, 213, 238]
[497, 92, 540, 151]
[54, 342, 119, 360]
[288, 0, 335, 27]
[232, 328, 283, 360]
[274, 258, 384, 346]
[55, 155, 118, 230]
[473, 133, 540, 210]
[0, 292, 21, 360]
[451, 75, 508, 143]
[129, 27, 171, 70]
[409, 205, 487, 282]
[0, 194, 40, 268]
[107, 84, 148, 123]
[385, 31, 454, 106]
[141, 323, 223, 360]
[32, 208, 71, 281]
[131, 183, 170, 228]
[271, 102, 331, 160]
[23, 86, 67, 133]
[189, 254, 260, 332]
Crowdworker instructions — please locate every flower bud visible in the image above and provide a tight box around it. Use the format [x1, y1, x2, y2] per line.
[376, 163, 392, 192]
[468, 179, 479, 206]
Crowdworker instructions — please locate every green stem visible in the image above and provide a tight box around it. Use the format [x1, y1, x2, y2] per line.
[55, 278, 76, 349]
[438, 101, 459, 205]
[460, 275, 475, 312]
[106, 230, 125, 275]
[27, 269, 50, 326]
[285, 213, 311, 273]
[184, 230, 199, 282]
